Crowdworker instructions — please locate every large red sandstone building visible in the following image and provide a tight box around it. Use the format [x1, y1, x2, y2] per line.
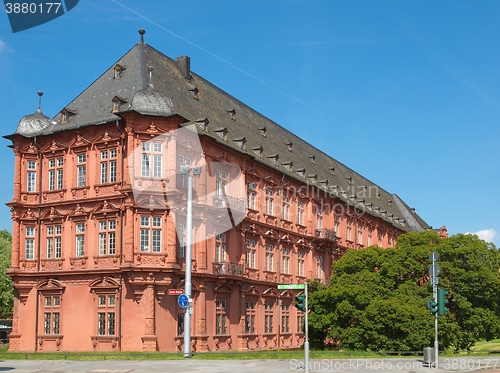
[5, 30, 430, 352]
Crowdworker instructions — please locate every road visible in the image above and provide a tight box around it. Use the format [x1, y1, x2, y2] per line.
[0, 357, 500, 372]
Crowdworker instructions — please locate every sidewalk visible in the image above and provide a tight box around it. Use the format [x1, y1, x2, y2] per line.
[0, 357, 499, 372]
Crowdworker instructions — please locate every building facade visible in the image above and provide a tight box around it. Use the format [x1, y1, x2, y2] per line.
[5, 30, 430, 352]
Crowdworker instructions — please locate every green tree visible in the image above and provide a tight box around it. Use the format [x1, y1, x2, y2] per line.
[308, 231, 500, 351]
[0, 230, 13, 315]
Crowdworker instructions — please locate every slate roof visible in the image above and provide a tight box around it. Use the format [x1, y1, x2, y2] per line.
[6, 34, 431, 233]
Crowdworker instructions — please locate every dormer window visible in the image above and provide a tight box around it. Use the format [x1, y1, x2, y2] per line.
[112, 96, 127, 113]
[234, 137, 247, 149]
[60, 108, 76, 124]
[329, 166, 335, 175]
[190, 87, 199, 100]
[346, 176, 352, 185]
[267, 154, 279, 165]
[309, 155, 316, 164]
[252, 146, 263, 157]
[259, 127, 267, 137]
[296, 168, 306, 178]
[214, 127, 228, 141]
[282, 161, 293, 172]
[114, 64, 125, 78]
[319, 179, 329, 188]
[286, 142, 293, 151]
[196, 118, 209, 131]
[228, 109, 236, 120]
[307, 174, 317, 183]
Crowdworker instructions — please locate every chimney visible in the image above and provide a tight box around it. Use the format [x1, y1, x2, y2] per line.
[175, 55, 191, 80]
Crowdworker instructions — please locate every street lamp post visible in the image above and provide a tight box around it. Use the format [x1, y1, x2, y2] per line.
[179, 166, 201, 358]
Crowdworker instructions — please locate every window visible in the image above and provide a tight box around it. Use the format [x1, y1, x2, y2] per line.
[77, 154, 86, 187]
[316, 207, 323, 233]
[265, 244, 274, 271]
[99, 220, 116, 255]
[246, 181, 256, 210]
[378, 232, 384, 247]
[27, 160, 36, 192]
[178, 154, 192, 187]
[316, 256, 323, 279]
[265, 188, 274, 215]
[177, 313, 184, 336]
[178, 223, 185, 258]
[281, 248, 290, 274]
[100, 150, 118, 184]
[281, 303, 290, 333]
[47, 225, 62, 259]
[97, 294, 116, 336]
[215, 299, 227, 335]
[358, 225, 363, 245]
[215, 234, 226, 263]
[43, 295, 60, 335]
[297, 314, 304, 333]
[334, 215, 340, 235]
[76, 223, 85, 257]
[25, 226, 35, 260]
[368, 228, 373, 246]
[48, 158, 63, 190]
[215, 168, 227, 198]
[282, 194, 290, 220]
[297, 251, 305, 277]
[140, 216, 162, 253]
[141, 142, 162, 178]
[264, 301, 274, 334]
[297, 201, 305, 225]
[245, 301, 256, 334]
[347, 220, 352, 241]
[246, 239, 256, 269]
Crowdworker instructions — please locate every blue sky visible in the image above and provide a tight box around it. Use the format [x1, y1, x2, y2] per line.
[0, 1, 499, 247]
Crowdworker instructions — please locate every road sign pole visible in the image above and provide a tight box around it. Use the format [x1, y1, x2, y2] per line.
[429, 252, 439, 369]
[304, 281, 309, 373]
[183, 171, 193, 358]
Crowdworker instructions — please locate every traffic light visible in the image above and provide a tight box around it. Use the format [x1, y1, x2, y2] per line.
[427, 298, 438, 315]
[438, 288, 449, 315]
[295, 294, 306, 312]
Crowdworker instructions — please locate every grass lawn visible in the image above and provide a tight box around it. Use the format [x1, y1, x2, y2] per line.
[471, 339, 500, 351]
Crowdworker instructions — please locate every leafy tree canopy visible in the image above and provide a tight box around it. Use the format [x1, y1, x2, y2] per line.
[0, 230, 13, 315]
[308, 231, 500, 351]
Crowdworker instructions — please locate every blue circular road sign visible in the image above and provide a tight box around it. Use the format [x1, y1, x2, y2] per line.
[178, 294, 188, 308]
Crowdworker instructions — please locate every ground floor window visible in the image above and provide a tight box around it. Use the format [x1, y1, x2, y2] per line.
[215, 298, 227, 335]
[177, 313, 184, 336]
[44, 312, 60, 335]
[297, 314, 304, 333]
[281, 303, 290, 333]
[264, 301, 274, 334]
[245, 300, 256, 334]
[98, 312, 115, 336]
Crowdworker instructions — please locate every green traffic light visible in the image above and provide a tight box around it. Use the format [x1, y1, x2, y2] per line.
[438, 288, 449, 315]
[295, 294, 306, 312]
[428, 298, 438, 315]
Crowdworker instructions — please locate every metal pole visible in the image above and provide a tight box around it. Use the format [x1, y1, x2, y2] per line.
[434, 281, 439, 368]
[304, 282, 309, 373]
[183, 171, 193, 358]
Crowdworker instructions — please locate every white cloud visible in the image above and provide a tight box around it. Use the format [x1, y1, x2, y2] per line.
[0, 39, 13, 54]
[466, 228, 497, 243]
